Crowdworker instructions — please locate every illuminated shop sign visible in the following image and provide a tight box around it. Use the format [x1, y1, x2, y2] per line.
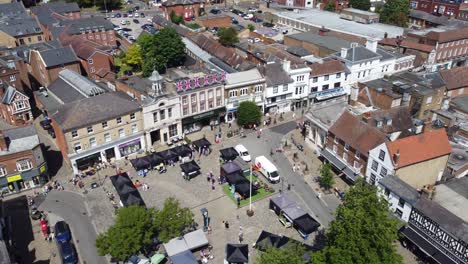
[176, 72, 226, 92]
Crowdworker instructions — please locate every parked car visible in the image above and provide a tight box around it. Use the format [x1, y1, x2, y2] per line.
[210, 8, 221, 14]
[48, 128, 56, 138]
[262, 22, 274, 27]
[40, 119, 52, 130]
[248, 7, 257, 12]
[128, 35, 136, 41]
[244, 14, 253, 20]
[255, 156, 280, 183]
[232, 9, 240, 15]
[128, 13, 133, 17]
[115, 13, 122, 18]
[133, 19, 139, 23]
[123, 13, 128, 17]
[134, 12, 139, 18]
[140, 12, 145, 17]
[122, 27, 132, 31]
[54, 221, 71, 243]
[56, 240, 78, 264]
[39, 87, 48, 97]
[120, 20, 127, 25]
[134, 5, 140, 10]
[231, 18, 238, 24]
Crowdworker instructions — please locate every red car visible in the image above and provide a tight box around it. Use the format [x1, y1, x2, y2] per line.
[40, 219, 49, 237]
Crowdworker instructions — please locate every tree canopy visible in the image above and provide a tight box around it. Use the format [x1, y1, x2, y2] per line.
[310, 178, 403, 264]
[170, 10, 184, 25]
[248, 24, 255, 32]
[348, 0, 371, 11]
[95, 206, 156, 261]
[217, 27, 239, 47]
[153, 197, 194, 243]
[137, 27, 186, 77]
[379, 0, 409, 27]
[255, 242, 307, 264]
[54, 0, 121, 10]
[237, 101, 262, 126]
[122, 45, 143, 71]
[319, 163, 335, 190]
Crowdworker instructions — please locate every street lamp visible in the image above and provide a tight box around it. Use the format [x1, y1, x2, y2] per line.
[247, 162, 254, 216]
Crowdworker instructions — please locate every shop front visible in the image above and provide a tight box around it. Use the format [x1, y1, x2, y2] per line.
[182, 107, 226, 135]
[119, 139, 142, 156]
[0, 163, 48, 195]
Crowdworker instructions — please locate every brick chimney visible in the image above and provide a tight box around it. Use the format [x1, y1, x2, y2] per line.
[0, 133, 7, 151]
[362, 112, 372, 123]
[393, 149, 400, 166]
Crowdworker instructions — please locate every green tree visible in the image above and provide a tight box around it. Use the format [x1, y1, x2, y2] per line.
[247, 24, 255, 32]
[170, 10, 184, 25]
[255, 242, 306, 264]
[319, 163, 335, 190]
[325, 2, 336, 11]
[311, 178, 403, 264]
[95, 206, 156, 261]
[380, 0, 409, 27]
[123, 45, 143, 71]
[349, 0, 371, 10]
[153, 197, 194, 243]
[137, 27, 186, 77]
[217, 27, 239, 47]
[237, 101, 262, 127]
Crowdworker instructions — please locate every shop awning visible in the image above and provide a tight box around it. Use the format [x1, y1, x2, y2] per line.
[293, 214, 320, 235]
[343, 167, 359, 182]
[220, 147, 239, 162]
[321, 149, 346, 170]
[226, 244, 248, 263]
[221, 162, 242, 176]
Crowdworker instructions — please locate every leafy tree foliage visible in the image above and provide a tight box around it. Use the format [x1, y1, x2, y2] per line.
[311, 178, 403, 264]
[319, 163, 335, 190]
[325, 2, 336, 11]
[170, 10, 184, 25]
[54, 0, 121, 10]
[217, 27, 239, 47]
[123, 45, 143, 71]
[96, 206, 156, 261]
[348, 0, 371, 11]
[248, 24, 255, 32]
[380, 0, 409, 27]
[237, 101, 262, 127]
[255, 243, 306, 264]
[137, 28, 186, 77]
[153, 197, 194, 243]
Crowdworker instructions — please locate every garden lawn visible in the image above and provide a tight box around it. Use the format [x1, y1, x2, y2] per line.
[222, 175, 275, 207]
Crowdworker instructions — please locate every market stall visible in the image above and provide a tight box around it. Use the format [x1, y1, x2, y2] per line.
[110, 173, 146, 208]
[120, 191, 146, 207]
[269, 194, 296, 215]
[158, 149, 179, 164]
[225, 244, 248, 264]
[173, 144, 193, 159]
[184, 229, 209, 251]
[254, 230, 281, 251]
[180, 160, 201, 178]
[282, 204, 307, 224]
[170, 250, 198, 264]
[192, 138, 211, 151]
[149, 153, 164, 167]
[226, 173, 249, 185]
[219, 147, 239, 162]
[293, 213, 321, 238]
[130, 156, 151, 171]
[221, 162, 242, 178]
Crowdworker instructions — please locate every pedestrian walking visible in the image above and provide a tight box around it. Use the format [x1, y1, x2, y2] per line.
[293, 112, 296, 119]
[228, 122, 232, 128]
[237, 197, 240, 208]
[211, 182, 215, 190]
[239, 231, 244, 243]
[293, 164, 296, 172]
[223, 221, 230, 229]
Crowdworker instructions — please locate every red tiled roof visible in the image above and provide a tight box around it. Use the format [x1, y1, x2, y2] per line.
[426, 27, 468, 43]
[439, 66, 468, 91]
[379, 38, 434, 53]
[309, 59, 346, 77]
[329, 111, 388, 156]
[386, 129, 451, 168]
[59, 34, 112, 59]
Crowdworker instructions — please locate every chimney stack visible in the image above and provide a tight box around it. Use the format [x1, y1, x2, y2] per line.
[362, 112, 372, 123]
[366, 38, 378, 52]
[393, 149, 400, 166]
[0, 133, 7, 151]
[340, 48, 348, 58]
[282, 59, 291, 73]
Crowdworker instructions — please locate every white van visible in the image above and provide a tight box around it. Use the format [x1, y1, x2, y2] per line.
[255, 156, 280, 183]
[235, 144, 251, 162]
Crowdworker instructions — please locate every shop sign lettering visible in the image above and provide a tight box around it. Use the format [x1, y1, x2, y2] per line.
[7, 174, 22, 183]
[176, 72, 226, 92]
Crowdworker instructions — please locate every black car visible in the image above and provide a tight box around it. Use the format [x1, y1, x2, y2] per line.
[56, 240, 78, 264]
[140, 12, 145, 17]
[115, 13, 122, 18]
[134, 5, 140, 10]
[133, 19, 139, 23]
[123, 13, 128, 17]
[262, 22, 274, 27]
[40, 119, 52, 130]
[55, 221, 71, 243]
[231, 18, 238, 24]
[232, 9, 240, 15]
[210, 9, 221, 14]
[122, 27, 132, 31]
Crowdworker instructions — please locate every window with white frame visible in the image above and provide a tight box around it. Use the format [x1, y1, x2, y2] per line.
[336, 73, 341, 78]
[282, 85, 288, 92]
[229, 90, 238, 98]
[116, 117, 122, 124]
[16, 159, 32, 171]
[344, 144, 349, 151]
[355, 151, 360, 159]
[208, 91, 213, 99]
[426, 96, 433, 104]
[200, 92, 205, 101]
[324, 75, 329, 81]
[168, 108, 172, 118]
[371, 160, 378, 171]
[379, 150, 385, 161]
[15, 101, 26, 111]
[240, 88, 248, 96]
[191, 94, 197, 103]
[87, 126, 93, 134]
[182, 96, 188, 105]
[273, 86, 278, 94]
[153, 112, 158, 123]
[354, 161, 360, 169]
[104, 133, 111, 142]
[216, 89, 221, 97]
[343, 152, 348, 161]
[130, 113, 136, 120]
[332, 145, 337, 153]
[72, 130, 78, 138]
[89, 137, 97, 147]
[255, 85, 263, 93]
[312, 77, 318, 83]
[296, 75, 304, 82]
[160, 110, 165, 120]
[118, 128, 125, 138]
[169, 124, 178, 137]
[9, 75, 16, 82]
[183, 107, 189, 116]
[88, 59, 93, 64]
[131, 124, 138, 134]
[74, 142, 81, 152]
[380, 167, 387, 177]
[0, 166, 6, 176]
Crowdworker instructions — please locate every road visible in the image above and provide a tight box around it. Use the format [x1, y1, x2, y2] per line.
[239, 121, 335, 227]
[38, 191, 107, 264]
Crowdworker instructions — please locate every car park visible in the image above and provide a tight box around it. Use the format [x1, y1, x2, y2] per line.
[56, 240, 78, 264]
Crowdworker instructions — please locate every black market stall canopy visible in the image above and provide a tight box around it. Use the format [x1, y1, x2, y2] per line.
[234, 156, 251, 176]
[226, 173, 249, 185]
[173, 144, 193, 157]
[220, 147, 239, 162]
[254, 230, 281, 251]
[225, 244, 249, 264]
[235, 182, 251, 198]
[192, 138, 211, 150]
[158, 149, 179, 162]
[110, 173, 146, 208]
[149, 152, 164, 166]
[282, 205, 307, 223]
[130, 156, 151, 171]
[254, 231, 319, 262]
[180, 160, 201, 177]
[221, 162, 243, 177]
[269, 194, 296, 215]
[293, 214, 320, 235]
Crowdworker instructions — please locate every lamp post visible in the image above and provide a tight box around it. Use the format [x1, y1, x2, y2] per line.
[247, 162, 254, 216]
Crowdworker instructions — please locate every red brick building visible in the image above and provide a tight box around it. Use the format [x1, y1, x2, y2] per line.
[31, 2, 81, 20]
[0, 61, 22, 91]
[0, 83, 32, 126]
[410, 0, 464, 17]
[61, 17, 117, 47]
[162, 0, 205, 21]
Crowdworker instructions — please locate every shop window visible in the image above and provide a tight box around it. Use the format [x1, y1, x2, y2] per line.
[0, 166, 6, 177]
[72, 130, 78, 138]
[119, 128, 125, 138]
[131, 124, 138, 134]
[74, 142, 81, 152]
[169, 124, 178, 137]
[102, 121, 108, 129]
[89, 137, 97, 147]
[116, 117, 122, 124]
[104, 133, 111, 142]
[87, 126, 93, 134]
[16, 159, 32, 171]
[130, 113, 136, 120]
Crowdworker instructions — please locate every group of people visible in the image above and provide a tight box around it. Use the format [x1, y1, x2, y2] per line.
[206, 171, 216, 190]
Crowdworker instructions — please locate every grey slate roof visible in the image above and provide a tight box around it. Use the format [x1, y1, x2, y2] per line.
[0, 17, 42, 37]
[0, 2, 27, 18]
[62, 17, 114, 34]
[0, 125, 40, 155]
[333, 45, 381, 63]
[52, 92, 141, 132]
[287, 32, 352, 52]
[48, 78, 86, 104]
[1, 85, 17, 104]
[39, 47, 78, 67]
[379, 175, 420, 206]
[32, 2, 80, 15]
[264, 62, 294, 87]
[286, 46, 311, 57]
[376, 48, 395, 62]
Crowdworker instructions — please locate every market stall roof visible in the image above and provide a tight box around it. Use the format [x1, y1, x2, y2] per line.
[118, 182, 136, 195]
[173, 144, 192, 157]
[130, 156, 151, 170]
[221, 162, 242, 176]
[282, 204, 307, 221]
[270, 194, 296, 211]
[220, 147, 239, 161]
[169, 250, 198, 264]
[235, 182, 252, 198]
[226, 173, 249, 185]
[293, 214, 320, 235]
[164, 238, 189, 257]
[120, 191, 146, 207]
[255, 230, 281, 251]
[192, 138, 211, 149]
[112, 172, 132, 186]
[110, 173, 145, 207]
[158, 149, 179, 161]
[183, 229, 209, 250]
[149, 153, 164, 165]
[226, 244, 249, 263]
[180, 160, 201, 175]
